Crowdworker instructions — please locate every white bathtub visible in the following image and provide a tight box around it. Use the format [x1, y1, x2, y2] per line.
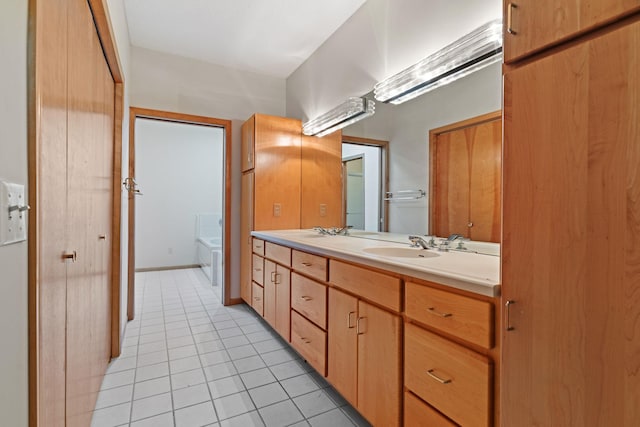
[197, 237, 222, 286]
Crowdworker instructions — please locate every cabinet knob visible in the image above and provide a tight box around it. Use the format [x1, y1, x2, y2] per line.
[467, 222, 473, 228]
[62, 251, 77, 262]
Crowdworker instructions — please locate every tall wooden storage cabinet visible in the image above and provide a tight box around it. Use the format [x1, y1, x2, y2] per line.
[240, 114, 343, 306]
[502, 5, 640, 426]
[32, 0, 116, 425]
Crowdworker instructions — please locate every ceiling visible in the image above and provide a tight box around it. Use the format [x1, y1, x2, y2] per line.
[123, 0, 367, 79]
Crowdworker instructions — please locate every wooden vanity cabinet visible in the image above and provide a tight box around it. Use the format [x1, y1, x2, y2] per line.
[502, 0, 640, 63]
[263, 257, 291, 342]
[327, 287, 402, 426]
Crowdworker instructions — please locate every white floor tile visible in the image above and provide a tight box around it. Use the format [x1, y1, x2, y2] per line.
[247, 382, 288, 408]
[131, 392, 173, 421]
[91, 402, 131, 427]
[170, 355, 202, 373]
[94, 384, 134, 410]
[239, 368, 277, 389]
[137, 349, 169, 367]
[175, 401, 218, 427]
[208, 375, 246, 399]
[101, 369, 135, 390]
[171, 368, 207, 390]
[232, 355, 266, 373]
[213, 391, 256, 420]
[293, 389, 337, 418]
[172, 383, 211, 409]
[134, 376, 171, 400]
[200, 350, 231, 367]
[280, 373, 320, 398]
[135, 362, 170, 382]
[219, 410, 265, 427]
[138, 340, 167, 355]
[169, 344, 198, 361]
[107, 356, 138, 374]
[308, 408, 355, 427]
[130, 412, 175, 427]
[257, 400, 304, 427]
[203, 361, 238, 381]
[225, 345, 257, 361]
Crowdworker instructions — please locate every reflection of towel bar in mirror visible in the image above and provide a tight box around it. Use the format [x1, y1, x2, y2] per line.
[384, 189, 426, 201]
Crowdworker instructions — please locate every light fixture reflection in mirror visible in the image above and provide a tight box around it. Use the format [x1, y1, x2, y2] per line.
[302, 97, 375, 137]
[374, 19, 502, 105]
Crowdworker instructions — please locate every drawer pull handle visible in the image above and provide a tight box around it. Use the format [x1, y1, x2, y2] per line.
[300, 295, 312, 301]
[427, 369, 452, 384]
[301, 262, 312, 267]
[356, 317, 366, 335]
[253, 297, 261, 301]
[270, 272, 281, 284]
[300, 337, 311, 344]
[427, 307, 452, 318]
[255, 245, 262, 249]
[347, 311, 356, 329]
[507, 3, 517, 35]
[254, 268, 262, 272]
[505, 300, 516, 331]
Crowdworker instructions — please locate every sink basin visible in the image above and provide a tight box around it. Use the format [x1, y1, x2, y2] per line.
[361, 247, 439, 258]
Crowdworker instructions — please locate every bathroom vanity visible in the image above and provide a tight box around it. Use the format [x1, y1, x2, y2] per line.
[244, 229, 500, 427]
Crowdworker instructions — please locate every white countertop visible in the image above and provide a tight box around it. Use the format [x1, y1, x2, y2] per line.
[251, 229, 501, 297]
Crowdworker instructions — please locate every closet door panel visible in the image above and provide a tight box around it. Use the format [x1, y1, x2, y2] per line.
[65, 0, 113, 424]
[34, 0, 69, 424]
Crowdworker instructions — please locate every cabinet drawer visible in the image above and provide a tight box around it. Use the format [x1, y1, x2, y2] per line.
[404, 391, 456, 427]
[291, 273, 327, 329]
[329, 260, 401, 312]
[405, 281, 493, 349]
[291, 310, 326, 375]
[405, 323, 491, 427]
[265, 242, 291, 266]
[251, 282, 264, 316]
[292, 250, 327, 281]
[252, 238, 264, 255]
[252, 254, 264, 286]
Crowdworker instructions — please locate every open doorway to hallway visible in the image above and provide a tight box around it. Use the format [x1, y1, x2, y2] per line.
[127, 108, 232, 320]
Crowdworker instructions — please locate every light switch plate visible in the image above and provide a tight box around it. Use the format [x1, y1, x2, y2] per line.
[0, 180, 28, 246]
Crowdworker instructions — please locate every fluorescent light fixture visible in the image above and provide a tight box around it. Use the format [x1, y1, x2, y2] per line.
[302, 97, 375, 137]
[374, 19, 503, 105]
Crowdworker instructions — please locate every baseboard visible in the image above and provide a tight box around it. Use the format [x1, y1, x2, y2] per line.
[135, 264, 200, 272]
[227, 297, 244, 306]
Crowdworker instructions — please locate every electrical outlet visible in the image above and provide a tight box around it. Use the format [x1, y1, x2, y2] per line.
[273, 203, 281, 217]
[0, 180, 28, 246]
[320, 204, 327, 217]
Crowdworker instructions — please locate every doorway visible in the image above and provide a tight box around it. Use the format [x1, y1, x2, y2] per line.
[127, 108, 232, 320]
[341, 136, 389, 231]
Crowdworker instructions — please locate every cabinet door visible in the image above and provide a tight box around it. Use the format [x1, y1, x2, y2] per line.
[503, 0, 640, 63]
[253, 114, 301, 230]
[241, 115, 254, 172]
[263, 259, 277, 326]
[240, 172, 254, 304]
[274, 264, 291, 342]
[300, 130, 343, 228]
[327, 288, 358, 406]
[357, 301, 401, 427]
[503, 19, 640, 426]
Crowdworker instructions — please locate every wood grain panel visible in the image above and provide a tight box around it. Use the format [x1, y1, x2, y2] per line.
[503, 0, 640, 63]
[240, 172, 253, 304]
[291, 273, 327, 329]
[430, 112, 501, 242]
[274, 264, 291, 342]
[263, 259, 277, 326]
[252, 254, 264, 286]
[327, 288, 358, 405]
[253, 114, 301, 230]
[292, 250, 327, 282]
[405, 281, 494, 349]
[405, 323, 491, 427]
[264, 241, 291, 266]
[65, 0, 113, 423]
[252, 238, 264, 255]
[241, 114, 254, 172]
[30, 0, 69, 424]
[357, 300, 402, 427]
[291, 311, 327, 375]
[329, 260, 401, 311]
[300, 130, 343, 228]
[404, 391, 456, 427]
[502, 17, 640, 426]
[251, 282, 263, 316]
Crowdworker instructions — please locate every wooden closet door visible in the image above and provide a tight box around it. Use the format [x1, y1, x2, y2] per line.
[65, 0, 114, 424]
[502, 18, 640, 426]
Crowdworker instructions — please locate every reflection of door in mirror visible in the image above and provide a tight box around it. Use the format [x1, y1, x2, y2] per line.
[343, 155, 365, 229]
[341, 138, 388, 231]
[429, 111, 501, 243]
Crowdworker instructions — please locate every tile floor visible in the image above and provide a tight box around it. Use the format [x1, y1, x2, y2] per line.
[91, 268, 371, 427]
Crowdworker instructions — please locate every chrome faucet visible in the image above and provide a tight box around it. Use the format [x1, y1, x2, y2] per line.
[408, 235, 430, 249]
[447, 233, 464, 241]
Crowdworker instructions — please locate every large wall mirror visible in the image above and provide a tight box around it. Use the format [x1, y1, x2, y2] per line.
[341, 61, 502, 241]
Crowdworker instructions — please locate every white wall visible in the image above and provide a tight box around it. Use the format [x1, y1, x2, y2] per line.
[286, 0, 502, 234]
[135, 119, 224, 269]
[130, 46, 287, 298]
[342, 144, 380, 231]
[0, 1, 28, 424]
